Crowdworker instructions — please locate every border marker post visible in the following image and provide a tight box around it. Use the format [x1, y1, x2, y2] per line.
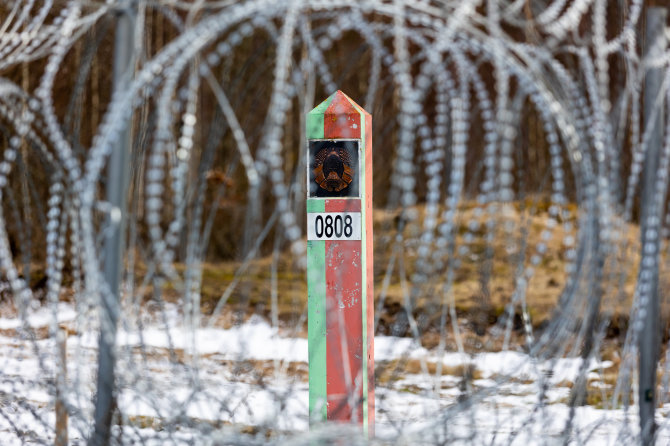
[306, 91, 374, 434]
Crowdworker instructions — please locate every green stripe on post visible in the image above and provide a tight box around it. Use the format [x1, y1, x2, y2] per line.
[307, 95, 334, 139]
[307, 198, 326, 421]
[306, 94, 331, 421]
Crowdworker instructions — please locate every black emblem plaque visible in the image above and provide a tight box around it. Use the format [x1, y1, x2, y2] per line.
[308, 140, 360, 198]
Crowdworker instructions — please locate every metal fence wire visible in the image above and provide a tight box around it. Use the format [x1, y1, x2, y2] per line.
[0, 0, 669, 444]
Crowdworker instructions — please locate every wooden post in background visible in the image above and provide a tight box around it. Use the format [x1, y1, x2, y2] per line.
[55, 328, 68, 446]
[306, 91, 374, 434]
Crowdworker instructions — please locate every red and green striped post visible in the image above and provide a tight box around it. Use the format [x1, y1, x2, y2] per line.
[306, 91, 374, 434]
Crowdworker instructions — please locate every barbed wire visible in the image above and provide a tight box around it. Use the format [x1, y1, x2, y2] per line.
[0, 0, 667, 444]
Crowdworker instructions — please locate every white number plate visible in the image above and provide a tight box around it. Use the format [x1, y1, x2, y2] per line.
[307, 212, 361, 240]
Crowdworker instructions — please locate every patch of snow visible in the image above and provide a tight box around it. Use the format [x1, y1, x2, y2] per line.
[0, 303, 76, 330]
[0, 306, 661, 445]
[117, 315, 308, 362]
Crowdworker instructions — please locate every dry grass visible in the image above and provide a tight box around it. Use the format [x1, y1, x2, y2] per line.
[376, 358, 482, 385]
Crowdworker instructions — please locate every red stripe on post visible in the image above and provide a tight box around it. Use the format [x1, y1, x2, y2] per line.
[325, 199, 363, 423]
[324, 199, 361, 212]
[324, 91, 362, 139]
[325, 240, 363, 422]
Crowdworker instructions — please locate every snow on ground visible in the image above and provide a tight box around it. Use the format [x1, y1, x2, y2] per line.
[0, 302, 77, 330]
[0, 303, 666, 444]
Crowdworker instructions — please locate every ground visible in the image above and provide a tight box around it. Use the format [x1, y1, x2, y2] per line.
[2, 201, 669, 443]
[0, 301, 668, 444]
